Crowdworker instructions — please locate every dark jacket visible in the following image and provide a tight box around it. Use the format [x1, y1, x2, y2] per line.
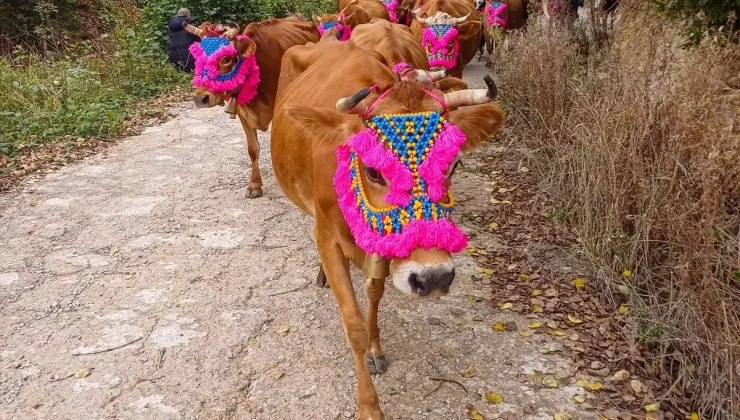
[168, 15, 200, 73]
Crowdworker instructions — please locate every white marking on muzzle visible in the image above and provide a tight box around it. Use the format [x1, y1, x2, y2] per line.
[391, 260, 455, 295]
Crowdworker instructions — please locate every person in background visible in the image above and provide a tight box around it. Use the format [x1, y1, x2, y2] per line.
[168, 8, 199, 73]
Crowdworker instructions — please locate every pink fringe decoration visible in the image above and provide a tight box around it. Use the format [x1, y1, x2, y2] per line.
[418, 123, 466, 202]
[334, 145, 468, 258]
[317, 15, 352, 41]
[382, 0, 400, 23]
[189, 35, 261, 106]
[420, 26, 460, 69]
[348, 128, 413, 206]
[485, 2, 508, 27]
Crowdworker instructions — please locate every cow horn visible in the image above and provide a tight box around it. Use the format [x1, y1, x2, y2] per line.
[413, 8, 431, 24]
[336, 87, 372, 113]
[453, 13, 470, 24]
[184, 24, 206, 38]
[223, 25, 240, 39]
[428, 68, 447, 81]
[442, 75, 497, 107]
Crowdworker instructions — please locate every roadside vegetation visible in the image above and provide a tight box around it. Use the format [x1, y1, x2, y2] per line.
[497, 1, 739, 417]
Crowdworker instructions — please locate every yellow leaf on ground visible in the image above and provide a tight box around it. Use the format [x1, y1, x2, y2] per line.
[111, 248, 119, 254]
[644, 403, 659, 412]
[519, 166, 530, 173]
[573, 278, 586, 289]
[288, 326, 299, 333]
[542, 377, 559, 388]
[548, 330, 566, 336]
[74, 368, 91, 379]
[520, 273, 531, 282]
[617, 284, 629, 294]
[690, 413, 700, 420]
[585, 382, 604, 391]
[532, 305, 543, 313]
[468, 296, 477, 303]
[576, 379, 590, 388]
[485, 391, 503, 404]
[567, 315, 583, 324]
[277, 326, 290, 334]
[498, 187, 508, 193]
[527, 322, 542, 329]
[499, 303, 513, 310]
[493, 322, 506, 331]
[507, 264, 517, 271]
[483, 268, 494, 275]
[469, 409, 485, 420]
[622, 269, 631, 277]
[530, 289, 543, 297]
[247, 338, 258, 345]
[618, 305, 629, 314]
[573, 395, 586, 403]
[612, 370, 630, 380]
[467, 247, 477, 254]
[489, 222, 499, 230]
[463, 366, 475, 378]
[477, 249, 488, 255]
[519, 331, 533, 337]
[490, 198, 501, 204]
[554, 413, 572, 420]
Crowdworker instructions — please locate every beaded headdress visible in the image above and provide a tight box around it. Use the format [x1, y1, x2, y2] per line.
[421, 23, 460, 69]
[485, 1, 508, 27]
[189, 34, 261, 105]
[334, 86, 468, 259]
[316, 14, 352, 40]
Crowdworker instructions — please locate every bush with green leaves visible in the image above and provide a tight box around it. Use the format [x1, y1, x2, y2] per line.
[653, 0, 739, 43]
[139, 0, 336, 52]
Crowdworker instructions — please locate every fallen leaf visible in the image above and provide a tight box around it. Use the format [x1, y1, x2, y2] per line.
[490, 198, 501, 204]
[111, 248, 119, 255]
[542, 376, 559, 388]
[585, 382, 603, 391]
[519, 331, 533, 337]
[539, 345, 559, 354]
[483, 268, 494, 275]
[547, 321, 558, 329]
[493, 322, 506, 332]
[644, 403, 659, 412]
[527, 322, 542, 329]
[573, 278, 586, 289]
[576, 379, 590, 388]
[622, 269, 631, 277]
[519, 273, 531, 282]
[277, 326, 290, 334]
[532, 304, 543, 313]
[553, 413, 572, 420]
[472, 315, 484, 322]
[247, 338, 257, 345]
[617, 284, 629, 294]
[31, 200, 43, 206]
[477, 249, 488, 255]
[498, 187, 508, 193]
[485, 391, 503, 404]
[466, 247, 477, 254]
[507, 264, 518, 271]
[288, 326, 299, 333]
[630, 379, 644, 394]
[612, 370, 630, 380]
[272, 370, 284, 380]
[690, 413, 700, 420]
[74, 368, 91, 379]
[548, 330, 566, 337]
[618, 305, 629, 314]
[499, 303, 513, 310]
[468, 296, 477, 303]
[519, 166, 529, 173]
[573, 395, 586, 403]
[469, 409, 485, 420]
[489, 222, 499, 230]
[567, 315, 583, 324]
[463, 366, 475, 378]
[530, 289, 543, 297]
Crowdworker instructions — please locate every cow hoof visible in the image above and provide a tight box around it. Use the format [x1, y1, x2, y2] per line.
[357, 406, 385, 420]
[316, 265, 329, 288]
[246, 187, 263, 199]
[367, 355, 387, 374]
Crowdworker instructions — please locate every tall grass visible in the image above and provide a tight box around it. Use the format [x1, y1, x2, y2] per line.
[498, 7, 740, 418]
[0, 5, 189, 160]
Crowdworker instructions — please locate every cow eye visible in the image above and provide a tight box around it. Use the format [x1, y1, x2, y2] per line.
[365, 168, 387, 186]
[220, 57, 233, 66]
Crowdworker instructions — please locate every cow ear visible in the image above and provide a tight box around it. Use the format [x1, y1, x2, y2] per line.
[342, 12, 357, 27]
[235, 37, 256, 58]
[285, 105, 356, 145]
[312, 14, 321, 26]
[448, 103, 505, 153]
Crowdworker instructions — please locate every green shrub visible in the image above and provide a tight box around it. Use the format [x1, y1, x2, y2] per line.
[653, 0, 740, 44]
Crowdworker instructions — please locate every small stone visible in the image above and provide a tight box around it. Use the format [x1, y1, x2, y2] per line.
[13, 362, 22, 369]
[590, 361, 605, 370]
[344, 411, 353, 418]
[504, 322, 518, 331]
[427, 317, 442, 326]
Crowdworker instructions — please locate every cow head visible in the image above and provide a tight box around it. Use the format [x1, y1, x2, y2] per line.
[185, 23, 261, 108]
[380, 0, 414, 25]
[414, 10, 470, 70]
[288, 76, 504, 297]
[484, 0, 508, 27]
[312, 13, 354, 40]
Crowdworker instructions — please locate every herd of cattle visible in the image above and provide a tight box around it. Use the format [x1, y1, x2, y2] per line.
[180, 0, 615, 418]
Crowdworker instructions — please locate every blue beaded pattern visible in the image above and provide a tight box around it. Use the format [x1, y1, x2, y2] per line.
[429, 24, 453, 38]
[198, 37, 243, 81]
[350, 112, 455, 236]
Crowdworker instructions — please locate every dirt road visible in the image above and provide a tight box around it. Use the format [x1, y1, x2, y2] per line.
[0, 60, 596, 420]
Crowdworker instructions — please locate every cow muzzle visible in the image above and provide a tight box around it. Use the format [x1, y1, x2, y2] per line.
[391, 248, 456, 297]
[194, 94, 212, 108]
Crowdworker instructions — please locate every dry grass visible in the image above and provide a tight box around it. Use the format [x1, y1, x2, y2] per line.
[498, 7, 740, 418]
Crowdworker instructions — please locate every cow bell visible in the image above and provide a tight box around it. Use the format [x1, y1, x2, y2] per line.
[224, 96, 238, 119]
[362, 253, 390, 279]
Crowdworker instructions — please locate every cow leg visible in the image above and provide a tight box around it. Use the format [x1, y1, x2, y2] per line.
[365, 277, 386, 374]
[238, 116, 263, 198]
[316, 228, 383, 420]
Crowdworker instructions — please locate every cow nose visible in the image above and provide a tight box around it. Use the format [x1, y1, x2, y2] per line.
[408, 269, 455, 297]
[194, 95, 210, 108]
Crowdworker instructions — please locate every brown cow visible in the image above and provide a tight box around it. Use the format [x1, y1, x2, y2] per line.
[410, 0, 482, 78]
[350, 18, 469, 93]
[315, 0, 391, 39]
[184, 18, 319, 198]
[481, 0, 528, 58]
[271, 37, 504, 419]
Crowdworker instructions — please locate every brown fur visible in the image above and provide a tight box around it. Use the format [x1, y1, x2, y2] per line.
[271, 38, 504, 418]
[319, 0, 391, 33]
[191, 18, 319, 198]
[410, 0, 482, 78]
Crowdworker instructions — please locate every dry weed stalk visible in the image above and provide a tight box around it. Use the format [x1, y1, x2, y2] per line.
[499, 5, 740, 418]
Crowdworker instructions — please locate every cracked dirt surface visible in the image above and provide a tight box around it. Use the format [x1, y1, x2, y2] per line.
[0, 60, 597, 419]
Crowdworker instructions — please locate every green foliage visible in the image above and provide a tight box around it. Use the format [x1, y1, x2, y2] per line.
[0, 16, 189, 158]
[652, 0, 740, 44]
[140, 0, 335, 51]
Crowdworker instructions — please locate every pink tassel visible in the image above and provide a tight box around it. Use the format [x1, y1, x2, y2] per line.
[420, 26, 460, 69]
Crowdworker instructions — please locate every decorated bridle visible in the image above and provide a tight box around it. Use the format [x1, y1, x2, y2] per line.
[485, 1, 508, 27]
[316, 13, 352, 40]
[333, 64, 497, 261]
[185, 23, 261, 118]
[413, 10, 471, 70]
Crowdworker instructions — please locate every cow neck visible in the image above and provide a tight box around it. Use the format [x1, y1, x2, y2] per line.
[332, 87, 468, 259]
[189, 35, 261, 106]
